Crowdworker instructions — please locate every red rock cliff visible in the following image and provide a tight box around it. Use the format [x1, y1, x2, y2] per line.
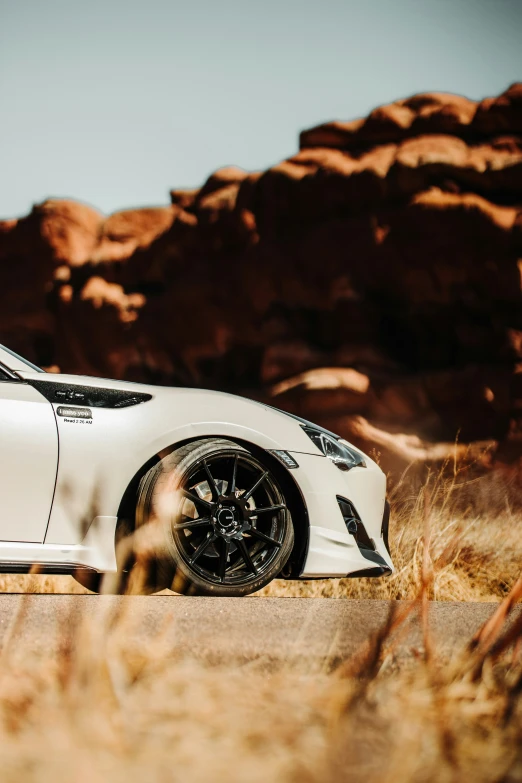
[1, 84, 522, 469]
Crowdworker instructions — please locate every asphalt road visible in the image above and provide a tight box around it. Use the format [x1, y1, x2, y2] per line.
[0, 595, 518, 668]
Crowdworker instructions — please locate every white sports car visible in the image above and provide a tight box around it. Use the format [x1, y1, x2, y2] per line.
[0, 343, 393, 596]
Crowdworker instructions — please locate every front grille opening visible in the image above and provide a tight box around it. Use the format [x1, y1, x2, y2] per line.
[337, 496, 376, 552]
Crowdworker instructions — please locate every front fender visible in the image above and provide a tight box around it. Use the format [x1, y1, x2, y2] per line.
[45, 411, 301, 545]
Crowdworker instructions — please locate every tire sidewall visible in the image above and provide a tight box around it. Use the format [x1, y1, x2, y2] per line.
[138, 439, 294, 597]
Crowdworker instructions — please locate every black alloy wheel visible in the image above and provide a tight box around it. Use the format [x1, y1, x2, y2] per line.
[135, 439, 295, 596]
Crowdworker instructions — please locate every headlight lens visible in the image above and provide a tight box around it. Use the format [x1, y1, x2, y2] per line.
[301, 425, 366, 470]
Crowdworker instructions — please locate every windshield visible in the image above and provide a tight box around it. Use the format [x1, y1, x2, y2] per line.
[0, 344, 46, 373]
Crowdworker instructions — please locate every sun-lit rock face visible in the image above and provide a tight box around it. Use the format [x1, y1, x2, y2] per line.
[1, 84, 521, 469]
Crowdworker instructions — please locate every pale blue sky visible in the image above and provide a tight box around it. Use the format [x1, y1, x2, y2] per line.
[1, 0, 521, 218]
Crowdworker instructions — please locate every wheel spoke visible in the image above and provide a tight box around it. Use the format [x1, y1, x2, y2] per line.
[175, 451, 287, 587]
[173, 517, 211, 530]
[242, 470, 269, 502]
[237, 538, 258, 575]
[219, 538, 230, 583]
[203, 460, 220, 501]
[248, 528, 282, 547]
[181, 489, 212, 510]
[230, 454, 238, 495]
[252, 504, 286, 515]
[189, 533, 217, 564]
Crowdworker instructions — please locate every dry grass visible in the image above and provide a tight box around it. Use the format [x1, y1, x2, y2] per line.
[0, 467, 519, 780]
[0, 574, 85, 594]
[0, 581, 518, 781]
[261, 465, 522, 601]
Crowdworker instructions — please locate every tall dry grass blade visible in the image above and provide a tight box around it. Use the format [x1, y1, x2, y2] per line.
[419, 492, 459, 771]
[0, 563, 45, 667]
[503, 665, 522, 726]
[336, 602, 398, 687]
[0, 595, 32, 667]
[335, 600, 421, 721]
[463, 575, 522, 683]
[469, 575, 522, 656]
[369, 600, 422, 667]
[512, 637, 522, 666]
[55, 598, 85, 692]
[488, 609, 522, 662]
[421, 484, 433, 662]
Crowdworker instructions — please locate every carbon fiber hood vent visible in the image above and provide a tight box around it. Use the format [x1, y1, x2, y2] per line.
[29, 379, 152, 409]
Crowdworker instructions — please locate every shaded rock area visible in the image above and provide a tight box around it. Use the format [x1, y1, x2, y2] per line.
[1, 84, 522, 472]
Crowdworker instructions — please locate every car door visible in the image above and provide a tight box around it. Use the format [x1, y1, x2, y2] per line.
[0, 365, 59, 542]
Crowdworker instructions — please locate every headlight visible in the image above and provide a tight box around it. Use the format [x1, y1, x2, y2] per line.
[301, 425, 366, 470]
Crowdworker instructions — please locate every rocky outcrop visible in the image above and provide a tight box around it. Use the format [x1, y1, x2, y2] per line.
[1, 84, 521, 471]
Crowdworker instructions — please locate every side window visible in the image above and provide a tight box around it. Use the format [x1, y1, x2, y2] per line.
[0, 367, 14, 382]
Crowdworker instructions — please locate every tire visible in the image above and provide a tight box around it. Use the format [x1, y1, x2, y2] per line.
[73, 570, 104, 593]
[134, 438, 295, 596]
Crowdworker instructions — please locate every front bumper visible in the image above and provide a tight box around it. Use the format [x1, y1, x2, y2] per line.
[285, 451, 394, 578]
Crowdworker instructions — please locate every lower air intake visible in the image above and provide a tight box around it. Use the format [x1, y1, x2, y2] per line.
[337, 496, 376, 552]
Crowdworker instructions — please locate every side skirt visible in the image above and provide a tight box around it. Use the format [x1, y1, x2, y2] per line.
[0, 563, 99, 576]
[0, 516, 118, 574]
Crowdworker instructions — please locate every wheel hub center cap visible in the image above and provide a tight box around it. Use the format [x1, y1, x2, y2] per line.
[216, 506, 237, 532]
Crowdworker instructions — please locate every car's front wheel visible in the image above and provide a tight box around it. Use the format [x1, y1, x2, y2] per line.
[132, 438, 294, 596]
